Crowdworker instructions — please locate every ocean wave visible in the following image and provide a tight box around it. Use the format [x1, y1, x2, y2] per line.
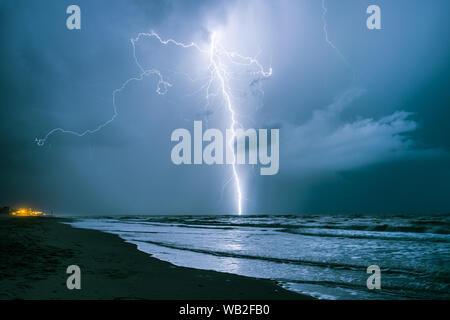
[279, 227, 450, 243]
[135, 239, 450, 280]
[135, 215, 450, 235]
[279, 279, 450, 299]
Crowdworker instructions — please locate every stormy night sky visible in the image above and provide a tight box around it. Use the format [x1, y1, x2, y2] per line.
[0, 0, 449, 215]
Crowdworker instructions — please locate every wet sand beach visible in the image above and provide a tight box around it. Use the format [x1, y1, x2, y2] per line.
[0, 216, 310, 300]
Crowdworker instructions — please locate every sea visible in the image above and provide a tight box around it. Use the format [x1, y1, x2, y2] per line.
[65, 214, 450, 300]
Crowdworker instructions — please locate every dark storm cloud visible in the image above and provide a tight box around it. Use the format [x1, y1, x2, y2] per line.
[0, 0, 449, 214]
[282, 87, 444, 171]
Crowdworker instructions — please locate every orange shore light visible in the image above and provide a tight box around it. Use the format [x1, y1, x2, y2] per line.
[10, 208, 44, 217]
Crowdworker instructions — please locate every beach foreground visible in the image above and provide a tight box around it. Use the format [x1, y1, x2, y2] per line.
[0, 216, 309, 300]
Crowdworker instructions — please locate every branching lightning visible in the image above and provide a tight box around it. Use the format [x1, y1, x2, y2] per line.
[36, 2, 347, 215]
[35, 36, 171, 147]
[36, 30, 271, 215]
[321, 0, 356, 83]
[321, 0, 345, 63]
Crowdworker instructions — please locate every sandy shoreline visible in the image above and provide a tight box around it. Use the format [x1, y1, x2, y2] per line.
[0, 216, 311, 300]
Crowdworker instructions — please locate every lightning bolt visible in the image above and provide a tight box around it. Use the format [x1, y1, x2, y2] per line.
[208, 33, 238, 215]
[321, 0, 356, 83]
[321, 0, 345, 62]
[34, 36, 171, 147]
[36, 30, 271, 215]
